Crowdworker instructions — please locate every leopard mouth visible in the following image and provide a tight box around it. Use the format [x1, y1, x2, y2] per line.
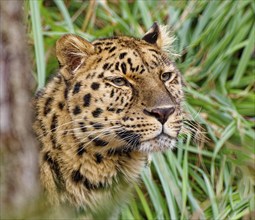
[138, 133, 176, 152]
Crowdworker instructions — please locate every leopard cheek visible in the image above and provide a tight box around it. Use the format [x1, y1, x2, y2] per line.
[106, 86, 133, 115]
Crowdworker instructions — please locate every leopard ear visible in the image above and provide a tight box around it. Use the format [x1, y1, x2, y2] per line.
[142, 22, 175, 53]
[142, 22, 160, 45]
[56, 34, 94, 77]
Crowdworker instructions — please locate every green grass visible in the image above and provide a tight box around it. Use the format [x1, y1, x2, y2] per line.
[27, 0, 255, 219]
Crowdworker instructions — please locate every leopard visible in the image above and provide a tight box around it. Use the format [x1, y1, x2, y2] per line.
[33, 22, 184, 219]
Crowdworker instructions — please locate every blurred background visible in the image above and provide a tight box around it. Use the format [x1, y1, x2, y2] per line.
[1, 0, 254, 219]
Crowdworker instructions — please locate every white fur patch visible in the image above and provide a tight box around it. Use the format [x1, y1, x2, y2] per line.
[138, 134, 176, 152]
[159, 25, 179, 59]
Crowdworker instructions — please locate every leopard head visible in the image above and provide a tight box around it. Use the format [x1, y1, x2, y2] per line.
[56, 22, 184, 153]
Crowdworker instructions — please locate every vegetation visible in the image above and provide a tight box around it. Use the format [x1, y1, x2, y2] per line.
[27, 0, 255, 219]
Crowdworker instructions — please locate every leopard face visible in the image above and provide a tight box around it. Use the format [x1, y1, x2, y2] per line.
[34, 23, 184, 214]
[59, 25, 183, 154]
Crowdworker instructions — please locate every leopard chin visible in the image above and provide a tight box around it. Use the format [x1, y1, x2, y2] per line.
[138, 134, 176, 152]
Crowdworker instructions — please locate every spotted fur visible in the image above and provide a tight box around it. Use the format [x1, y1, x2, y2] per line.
[33, 22, 184, 218]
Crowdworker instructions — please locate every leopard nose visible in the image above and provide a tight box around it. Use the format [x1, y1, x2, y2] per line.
[143, 107, 175, 124]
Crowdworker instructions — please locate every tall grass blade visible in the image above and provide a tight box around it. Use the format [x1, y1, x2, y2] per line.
[53, 0, 75, 33]
[231, 24, 255, 86]
[29, 0, 45, 89]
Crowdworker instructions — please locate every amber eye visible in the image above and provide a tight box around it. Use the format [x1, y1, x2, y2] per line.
[111, 77, 127, 86]
[161, 72, 172, 82]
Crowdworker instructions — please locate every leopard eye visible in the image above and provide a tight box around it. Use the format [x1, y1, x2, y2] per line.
[160, 72, 173, 82]
[111, 77, 127, 86]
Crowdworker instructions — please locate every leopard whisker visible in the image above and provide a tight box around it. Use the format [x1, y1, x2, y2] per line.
[73, 126, 123, 155]
[180, 126, 207, 143]
[76, 125, 121, 142]
[37, 118, 120, 139]
[115, 129, 140, 150]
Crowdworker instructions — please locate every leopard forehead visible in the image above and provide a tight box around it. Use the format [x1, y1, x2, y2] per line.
[93, 37, 175, 73]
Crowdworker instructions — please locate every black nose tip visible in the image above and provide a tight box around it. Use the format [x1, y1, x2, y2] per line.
[143, 107, 175, 124]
